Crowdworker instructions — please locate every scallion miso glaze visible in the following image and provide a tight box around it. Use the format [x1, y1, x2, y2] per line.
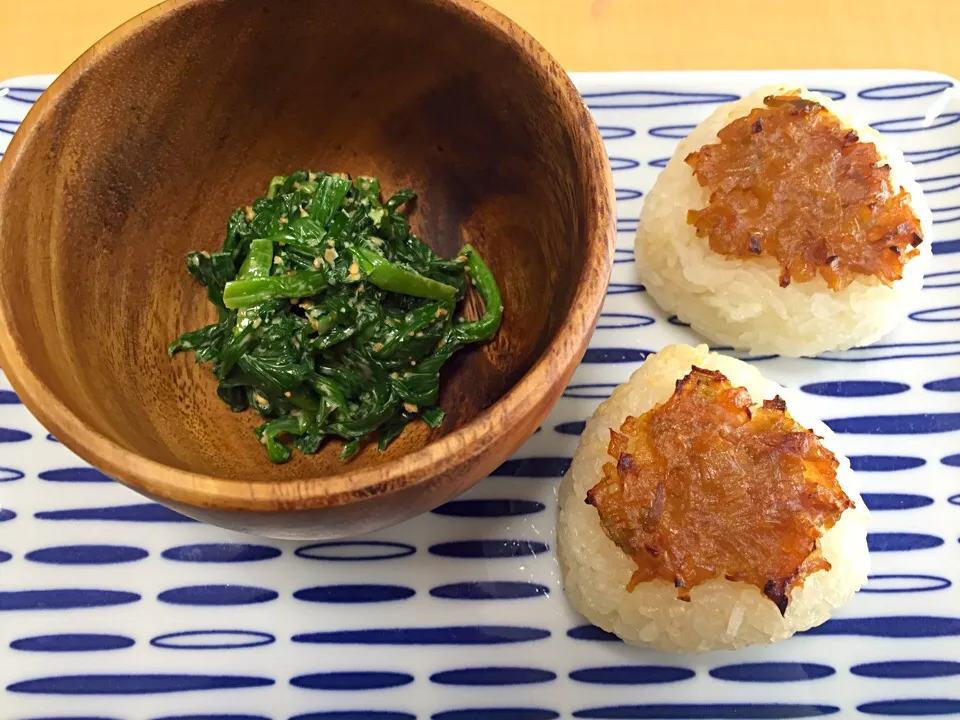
[169, 172, 503, 463]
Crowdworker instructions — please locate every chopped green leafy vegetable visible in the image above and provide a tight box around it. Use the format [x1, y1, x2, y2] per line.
[169, 171, 503, 463]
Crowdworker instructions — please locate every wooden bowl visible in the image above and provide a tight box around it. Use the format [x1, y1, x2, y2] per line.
[0, 0, 614, 539]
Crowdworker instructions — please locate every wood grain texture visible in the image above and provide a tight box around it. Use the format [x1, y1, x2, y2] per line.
[0, 0, 615, 538]
[1, 0, 958, 80]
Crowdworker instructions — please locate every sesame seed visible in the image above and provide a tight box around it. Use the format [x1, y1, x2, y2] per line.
[252, 318, 262, 329]
[310, 318, 319, 331]
[347, 273, 361, 283]
[290, 297, 300, 304]
[435, 308, 448, 318]
[390, 372, 400, 380]
[245, 206, 255, 221]
[403, 402, 419, 413]
[299, 207, 309, 217]
[200, 250, 210, 258]
[300, 300, 314, 309]
[308, 171, 317, 181]
[410, 360, 417, 366]
[313, 257, 322, 269]
[464, 265, 471, 273]
[273, 256, 282, 265]
[371, 237, 383, 246]
[259, 434, 268, 445]
[456, 255, 467, 263]
[327, 239, 335, 247]
[437, 338, 447, 348]
[408, 331, 415, 337]
[286, 270, 296, 277]
[348, 261, 360, 276]
[324, 248, 339, 265]
[416, 331, 424, 337]
[373, 342, 384, 352]
[284, 391, 293, 398]
[254, 393, 267, 405]
[279, 216, 288, 224]
[293, 182, 301, 190]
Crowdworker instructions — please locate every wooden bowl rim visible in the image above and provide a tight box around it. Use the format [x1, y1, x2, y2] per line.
[0, 0, 615, 513]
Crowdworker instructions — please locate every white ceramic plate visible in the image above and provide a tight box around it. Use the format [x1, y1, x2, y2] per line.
[0, 70, 958, 720]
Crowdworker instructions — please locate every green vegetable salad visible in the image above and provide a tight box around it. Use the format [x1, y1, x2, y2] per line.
[169, 171, 503, 463]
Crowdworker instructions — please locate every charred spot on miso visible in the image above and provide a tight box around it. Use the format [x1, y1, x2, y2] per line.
[585, 366, 854, 614]
[685, 93, 924, 291]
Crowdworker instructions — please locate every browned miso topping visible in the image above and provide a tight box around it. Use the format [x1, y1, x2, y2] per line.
[586, 367, 854, 613]
[685, 94, 924, 290]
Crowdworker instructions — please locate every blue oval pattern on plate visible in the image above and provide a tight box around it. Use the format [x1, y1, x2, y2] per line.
[294, 585, 415, 603]
[615, 188, 643, 201]
[804, 616, 960, 637]
[858, 699, 960, 716]
[572, 705, 839, 718]
[0, 389, 20, 404]
[608, 157, 640, 171]
[0, 466, 23, 482]
[933, 238, 960, 255]
[859, 80, 954, 99]
[429, 540, 549, 559]
[153, 716, 270, 720]
[872, 113, 960, 133]
[917, 173, 960, 194]
[432, 499, 545, 518]
[848, 455, 926, 472]
[433, 710, 558, 720]
[598, 126, 636, 140]
[38, 468, 113, 483]
[649, 124, 695, 139]
[0, 85, 45, 103]
[157, 586, 278, 606]
[867, 533, 943, 551]
[910, 304, 960, 323]
[826, 413, 960, 434]
[25, 545, 148, 565]
[906, 145, 960, 164]
[582, 90, 738, 109]
[851, 660, 960, 679]
[150, 630, 275, 650]
[431, 667, 556, 686]
[943, 453, 960, 467]
[34, 503, 197, 522]
[430, 582, 549, 600]
[7, 674, 275, 694]
[10, 634, 134, 652]
[925, 375, 960, 391]
[0, 589, 140, 611]
[291, 714, 415, 720]
[290, 672, 413, 690]
[598, 313, 655, 330]
[292, 626, 550, 645]
[925, 270, 960, 288]
[161, 544, 281, 563]
[950, 493, 960, 506]
[567, 625, 622, 642]
[649, 157, 671, 168]
[709, 663, 835, 683]
[933, 205, 960, 224]
[295, 541, 415, 561]
[582, 348, 652, 364]
[491, 457, 571, 477]
[0, 427, 30, 442]
[861, 493, 934, 511]
[555, 421, 586, 436]
[564, 383, 619, 399]
[0, 550, 10, 563]
[0, 508, 15, 522]
[800, 380, 909, 397]
[570, 666, 694, 685]
[607, 283, 645, 294]
[808, 87, 846, 100]
[863, 574, 952, 593]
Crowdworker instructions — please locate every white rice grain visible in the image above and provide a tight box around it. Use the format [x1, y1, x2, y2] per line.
[635, 87, 933, 357]
[557, 344, 870, 652]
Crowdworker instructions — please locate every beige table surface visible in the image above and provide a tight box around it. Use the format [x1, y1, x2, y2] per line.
[0, 0, 957, 82]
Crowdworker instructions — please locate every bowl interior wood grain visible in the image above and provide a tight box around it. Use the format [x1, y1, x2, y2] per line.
[0, 0, 613, 525]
